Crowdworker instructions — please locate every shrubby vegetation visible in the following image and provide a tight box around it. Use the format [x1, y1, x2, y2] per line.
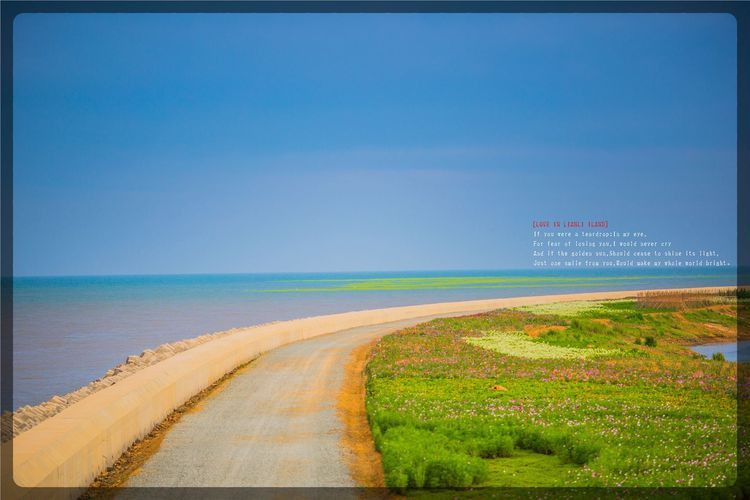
[366, 293, 744, 491]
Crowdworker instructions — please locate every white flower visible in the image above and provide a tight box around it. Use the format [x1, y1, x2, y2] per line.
[465, 331, 618, 360]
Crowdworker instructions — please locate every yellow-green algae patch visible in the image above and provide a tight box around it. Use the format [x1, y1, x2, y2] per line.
[248, 275, 723, 293]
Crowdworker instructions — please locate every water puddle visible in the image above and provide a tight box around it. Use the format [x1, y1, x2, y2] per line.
[690, 340, 750, 362]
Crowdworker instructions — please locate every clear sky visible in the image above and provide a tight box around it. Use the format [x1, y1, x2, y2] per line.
[13, 13, 736, 276]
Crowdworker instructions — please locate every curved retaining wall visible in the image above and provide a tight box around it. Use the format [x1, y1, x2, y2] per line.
[2, 287, 733, 498]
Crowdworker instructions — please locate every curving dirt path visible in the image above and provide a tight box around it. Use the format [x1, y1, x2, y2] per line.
[120, 316, 448, 489]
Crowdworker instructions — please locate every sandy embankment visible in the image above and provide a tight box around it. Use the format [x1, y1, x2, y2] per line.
[5, 287, 735, 497]
[3, 322, 286, 441]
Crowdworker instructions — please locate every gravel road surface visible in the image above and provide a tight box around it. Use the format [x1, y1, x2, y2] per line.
[122, 316, 445, 488]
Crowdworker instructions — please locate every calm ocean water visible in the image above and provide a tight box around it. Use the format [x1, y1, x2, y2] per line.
[12, 269, 736, 409]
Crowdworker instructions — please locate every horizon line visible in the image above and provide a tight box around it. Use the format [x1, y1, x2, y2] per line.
[12, 266, 741, 280]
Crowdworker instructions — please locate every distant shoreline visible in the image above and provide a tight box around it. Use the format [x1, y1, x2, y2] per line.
[6, 285, 736, 442]
[12, 266, 740, 280]
[13, 269, 736, 411]
[9, 286, 737, 493]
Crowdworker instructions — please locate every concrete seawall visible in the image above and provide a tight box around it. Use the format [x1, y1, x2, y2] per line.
[2, 287, 733, 498]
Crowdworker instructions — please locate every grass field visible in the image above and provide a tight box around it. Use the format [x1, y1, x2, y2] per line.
[365, 290, 745, 491]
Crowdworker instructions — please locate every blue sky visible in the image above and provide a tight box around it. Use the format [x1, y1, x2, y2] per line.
[13, 14, 736, 275]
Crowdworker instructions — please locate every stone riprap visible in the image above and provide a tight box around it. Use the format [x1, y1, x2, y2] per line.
[2, 324, 280, 441]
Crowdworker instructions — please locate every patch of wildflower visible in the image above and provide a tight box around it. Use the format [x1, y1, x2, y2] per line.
[515, 300, 613, 317]
[465, 330, 618, 360]
[366, 299, 743, 489]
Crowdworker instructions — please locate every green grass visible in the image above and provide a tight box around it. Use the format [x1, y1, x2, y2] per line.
[682, 309, 737, 328]
[483, 450, 581, 487]
[600, 300, 675, 314]
[366, 298, 739, 491]
[537, 318, 623, 349]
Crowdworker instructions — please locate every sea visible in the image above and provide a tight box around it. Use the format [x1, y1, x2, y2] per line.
[11, 268, 737, 409]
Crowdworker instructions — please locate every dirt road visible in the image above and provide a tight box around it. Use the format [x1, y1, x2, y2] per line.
[121, 316, 444, 488]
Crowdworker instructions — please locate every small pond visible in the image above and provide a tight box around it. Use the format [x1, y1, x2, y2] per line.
[690, 340, 750, 363]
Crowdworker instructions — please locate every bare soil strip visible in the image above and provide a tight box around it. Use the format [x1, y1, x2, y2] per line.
[337, 340, 385, 488]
